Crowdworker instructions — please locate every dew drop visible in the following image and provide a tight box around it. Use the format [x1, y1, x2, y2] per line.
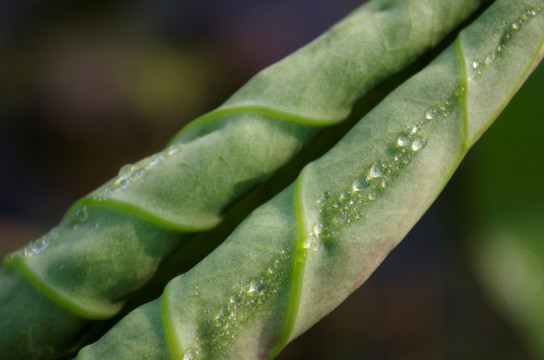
[302, 237, 312, 249]
[230, 294, 241, 304]
[531, 9, 537, 16]
[167, 143, 183, 156]
[182, 347, 200, 360]
[23, 246, 33, 257]
[497, 44, 505, 52]
[439, 100, 450, 112]
[249, 279, 263, 293]
[370, 161, 386, 178]
[512, 22, 520, 30]
[30, 237, 49, 255]
[149, 154, 163, 167]
[425, 109, 437, 120]
[119, 179, 129, 190]
[77, 206, 88, 222]
[411, 125, 420, 134]
[368, 192, 377, 201]
[352, 177, 370, 192]
[381, 179, 388, 188]
[411, 137, 427, 151]
[129, 170, 145, 181]
[484, 53, 496, 66]
[397, 132, 412, 147]
[472, 60, 480, 69]
[313, 223, 323, 237]
[118, 164, 134, 176]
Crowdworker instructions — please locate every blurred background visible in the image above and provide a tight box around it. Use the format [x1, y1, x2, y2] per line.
[0, 0, 543, 359]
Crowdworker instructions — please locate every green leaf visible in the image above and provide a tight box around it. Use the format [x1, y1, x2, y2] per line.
[76, 0, 544, 359]
[0, 0, 491, 358]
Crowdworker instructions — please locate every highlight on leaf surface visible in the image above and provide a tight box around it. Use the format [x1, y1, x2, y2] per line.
[0, 0, 493, 359]
[73, 0, 544, 359]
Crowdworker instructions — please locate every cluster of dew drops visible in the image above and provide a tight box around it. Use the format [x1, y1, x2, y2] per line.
[469, 5, 542, 80]
[92, 142, 185, 202]
[305, 88, 466, 249]
[197, 251, 288, 352]
[304, 4, 544, 249]
[13, 205, 95, 261]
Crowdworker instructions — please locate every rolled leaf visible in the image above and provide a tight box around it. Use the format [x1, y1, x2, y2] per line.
[0, 0, 490, 358]
[76, 0, 544, 358]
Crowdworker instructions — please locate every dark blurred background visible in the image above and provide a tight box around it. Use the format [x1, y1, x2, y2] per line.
[1, 0, 543, 359]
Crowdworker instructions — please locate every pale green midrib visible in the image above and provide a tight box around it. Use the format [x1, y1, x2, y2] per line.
[455, 37, 471, 151]
[162, 283, 180, 360]
[67, 197, 214, 232]
[10, 258, 121, 320]
[8, 198, 201, 321]
[269, 174, 308, 359]
[168, 105, 347, 146]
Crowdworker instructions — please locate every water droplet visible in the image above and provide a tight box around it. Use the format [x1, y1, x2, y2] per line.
[230, 294, 241, 304]
[352, 177, 370, 192]
[411, 125, 420, 134]
[302, 237, 312, 249]
[497, 44, 505, 52]
[313, 223, 323, 237]
[149, 154, 163, 167]
[484, 53, 496, 66]
[381, 179, 388, 188]
[76, 206, 88, 222]
[73, 224, 79, 230]
[23, 246, 33, 257]
[30, 237, 49, 254]
[167, 143, 183, 156]
[425, 109, 437, 120]
[411, 137, 427, 151]
[129, 170, 145, 181]
[397, 132, 412, 147]
[439, 100, 450, 112]
[120, 179, 130, 190]
[182, 347, 200, 360]
[531, 9, 537, 16]
[472, 60, 480, 69]
[512, 22, 520, 30]
[368, 192, 376, 201]
[249, 279, 263, 293]
[370, 162, 386, 178]
[118, 164, 134, 176]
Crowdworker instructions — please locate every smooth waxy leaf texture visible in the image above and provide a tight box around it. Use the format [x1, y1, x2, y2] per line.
[76, 0, 544, 359]
[0, 0, 489, 358]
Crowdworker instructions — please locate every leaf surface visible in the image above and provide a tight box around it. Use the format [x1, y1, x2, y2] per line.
[0, 0, 490, 358]
[77, 0, 544, 359]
